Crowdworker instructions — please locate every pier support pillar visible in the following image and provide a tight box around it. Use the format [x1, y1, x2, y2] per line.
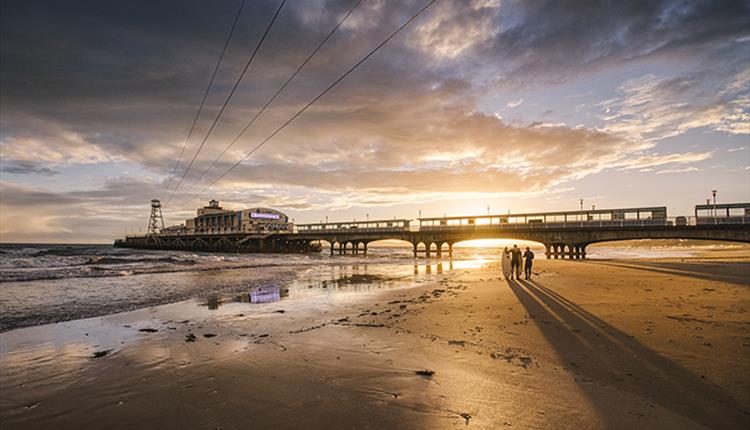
[568, 245, 575, 260]
[363, 243, 367, 255]
[413, 243, 418, 259]
[545, 244, 551, 259]
[425, 243, 431, 259]
[580, 245, 587, 260]
[448, 243, 453, 260]
[436, 242, 442, 259]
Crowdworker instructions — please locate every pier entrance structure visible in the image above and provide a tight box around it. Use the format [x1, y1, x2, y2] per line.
[116, 203, 750, 257]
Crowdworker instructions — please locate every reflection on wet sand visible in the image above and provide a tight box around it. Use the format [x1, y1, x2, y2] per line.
[240, 285, 289, 304]
[195, 260, 478, 311]
[206, 295, 221, 310]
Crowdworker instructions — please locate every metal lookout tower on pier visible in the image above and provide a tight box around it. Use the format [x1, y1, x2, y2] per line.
[147, 199, 165, 235]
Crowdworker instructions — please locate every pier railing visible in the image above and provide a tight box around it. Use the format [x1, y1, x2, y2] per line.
[294, 226, 412, 234]
[294, 217, 749, 233]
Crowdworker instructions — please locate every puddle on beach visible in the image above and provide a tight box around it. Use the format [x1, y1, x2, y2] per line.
[194, 260, 485, 311]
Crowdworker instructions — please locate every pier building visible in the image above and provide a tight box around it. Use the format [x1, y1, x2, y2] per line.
[166, 200, 293, 235]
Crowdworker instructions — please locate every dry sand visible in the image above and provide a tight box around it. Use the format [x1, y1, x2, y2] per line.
[1, 254, 749, 429]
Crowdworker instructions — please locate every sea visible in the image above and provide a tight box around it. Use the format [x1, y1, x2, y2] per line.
[0, 242, 729, 332]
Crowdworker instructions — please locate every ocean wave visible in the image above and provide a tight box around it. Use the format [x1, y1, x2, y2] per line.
[84, 256, 197, 266]
[0, 256, 413, 283]
[33, 247, 98, 257]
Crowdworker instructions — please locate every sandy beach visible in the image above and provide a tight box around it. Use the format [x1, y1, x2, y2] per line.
[1, 252, 749, 429]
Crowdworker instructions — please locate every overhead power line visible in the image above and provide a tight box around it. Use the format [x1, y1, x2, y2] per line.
[164, 0, 247, 193]
[176, 0, 439, 209]
[187, 0, 365, 188]
[167, 0, 287, 204]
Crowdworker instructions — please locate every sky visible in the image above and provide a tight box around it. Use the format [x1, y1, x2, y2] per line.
[1, 0, 749, 243]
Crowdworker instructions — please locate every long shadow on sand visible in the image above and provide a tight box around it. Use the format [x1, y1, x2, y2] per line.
[588, 260, 750, 287]
[508, 279, 749, 429]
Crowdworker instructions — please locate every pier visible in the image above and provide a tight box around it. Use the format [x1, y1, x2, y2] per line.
[115, 203, 750, 258]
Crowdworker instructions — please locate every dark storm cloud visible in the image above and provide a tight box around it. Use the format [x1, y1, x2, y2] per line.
[0, 0, 386, 166]
[2, 0, 745, 167]
[464, 0, 750, 87]
[2, 1, 743, 139]
[0, 181, 78, 206]
[0, 161, 59, 176]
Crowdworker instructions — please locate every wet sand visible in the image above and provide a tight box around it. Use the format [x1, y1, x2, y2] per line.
[1, 255, 749, 429]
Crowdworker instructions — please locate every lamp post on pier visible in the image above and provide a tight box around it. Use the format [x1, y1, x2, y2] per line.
[712, 190, 717, 224]
[579, 199, 584, 226]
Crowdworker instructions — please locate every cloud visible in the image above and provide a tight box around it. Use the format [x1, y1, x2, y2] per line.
[0, 161, 60, 176]
[469, 0, 750, 88]
[412, 0, 500, 59]
[599, 67, 750, 142]
[1, 178, 191, 242]
[506, 98, 524, 108]
[615, 151, 713, 170]
[2, 0, 745, 176]
[655, 167, 700, 174]
[162, 80, 639, 202]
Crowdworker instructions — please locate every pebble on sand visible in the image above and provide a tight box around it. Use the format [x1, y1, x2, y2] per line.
[91, 349, 112, 358]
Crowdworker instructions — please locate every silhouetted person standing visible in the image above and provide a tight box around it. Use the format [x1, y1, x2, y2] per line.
[523, 247, 534, 279]
[510, 245, 522, 280]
